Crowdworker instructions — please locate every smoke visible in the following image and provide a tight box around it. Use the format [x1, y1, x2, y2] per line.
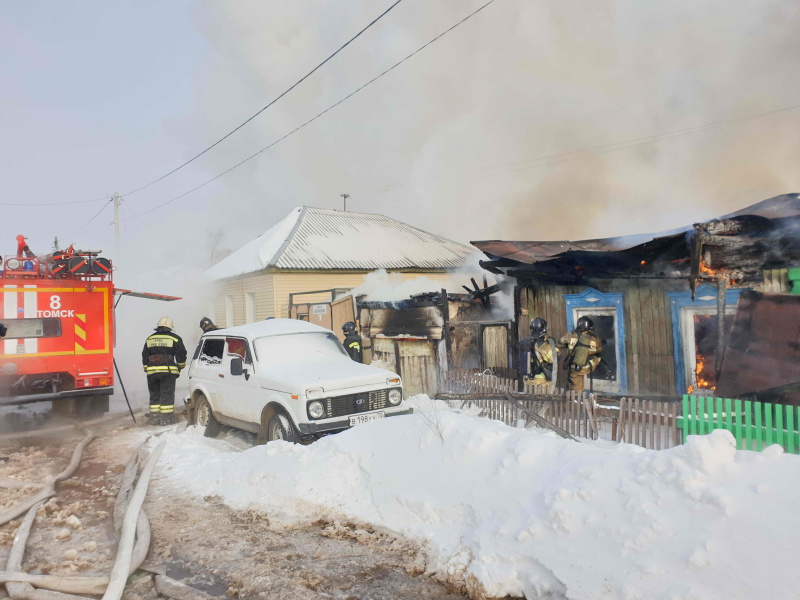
[180, 0, 799, 250]
[110, 262, 214, 414]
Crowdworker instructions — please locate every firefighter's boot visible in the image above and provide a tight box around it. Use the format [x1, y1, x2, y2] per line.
[148, 412, 163, 426]
[161, 413, 176, 426]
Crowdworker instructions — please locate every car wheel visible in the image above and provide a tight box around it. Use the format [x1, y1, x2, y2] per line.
[267, 412, 300, 443]
[195, 395, 222, 438]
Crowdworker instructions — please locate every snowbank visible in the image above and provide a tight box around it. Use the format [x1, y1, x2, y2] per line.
[156, 396, 800, 600]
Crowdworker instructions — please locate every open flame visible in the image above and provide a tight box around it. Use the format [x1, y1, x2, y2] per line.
[687, 314, 718, 393]
[699, 257, 717, 277]
[695, 351, 715, 391]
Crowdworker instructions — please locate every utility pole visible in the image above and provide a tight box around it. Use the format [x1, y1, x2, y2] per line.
[340, 193, 349, 212]
[113, 193, 121, 255]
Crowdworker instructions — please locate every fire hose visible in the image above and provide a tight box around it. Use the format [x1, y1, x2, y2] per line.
[0, 431, 95, 527]
[1, 438, 163, 599]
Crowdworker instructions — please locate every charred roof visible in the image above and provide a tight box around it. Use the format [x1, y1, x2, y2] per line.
[473, 194, 800, 285]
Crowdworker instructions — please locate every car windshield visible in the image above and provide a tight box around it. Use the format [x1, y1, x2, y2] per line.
[253, 332, 348, 363]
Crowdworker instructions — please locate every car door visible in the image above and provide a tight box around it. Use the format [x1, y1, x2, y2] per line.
[190, 337, 227, 411]
[220, 336, 261, 424]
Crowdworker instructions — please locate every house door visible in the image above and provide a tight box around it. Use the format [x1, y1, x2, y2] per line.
[372, 338, 437, 397]
[331, 295, 356, 343]
[481, 325, 509, 369]
[396, 340, 437, 398]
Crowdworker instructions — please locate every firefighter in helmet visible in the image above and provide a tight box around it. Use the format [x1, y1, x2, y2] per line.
[519, 318, 557, 388]
[142, 317, 187, 425]
[559, 316, 602, 392]
[199, 316, 219, 333]
[342, 321, 363, 363]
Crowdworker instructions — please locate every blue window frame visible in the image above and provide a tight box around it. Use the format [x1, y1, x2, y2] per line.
[564, 288, 627, 393]
[667, 284, 747, 394]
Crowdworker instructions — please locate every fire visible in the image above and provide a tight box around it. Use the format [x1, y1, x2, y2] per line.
[688, 346, 716, 393]
[699, 258, 716, 277]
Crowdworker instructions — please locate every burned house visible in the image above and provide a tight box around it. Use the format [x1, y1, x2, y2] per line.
[351, 284, 512, 397]
[472, 194, 800, 398]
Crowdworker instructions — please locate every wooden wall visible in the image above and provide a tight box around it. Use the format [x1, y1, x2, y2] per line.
[518, 280, 683, 396]
[214, 273, 276, 326]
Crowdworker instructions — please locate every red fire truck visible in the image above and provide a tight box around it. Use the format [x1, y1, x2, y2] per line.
[0, 236, 178, 415]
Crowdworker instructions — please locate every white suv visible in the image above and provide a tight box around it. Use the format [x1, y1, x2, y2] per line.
[186, 319, 410, 442]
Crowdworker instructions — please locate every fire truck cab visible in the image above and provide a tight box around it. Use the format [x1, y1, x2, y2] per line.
[0, 237, 115, 415]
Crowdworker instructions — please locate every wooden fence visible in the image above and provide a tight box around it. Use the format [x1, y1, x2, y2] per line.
[438, 369, 682, 448]
[438, 370, 800, 454]
[680, 395, 800, 454]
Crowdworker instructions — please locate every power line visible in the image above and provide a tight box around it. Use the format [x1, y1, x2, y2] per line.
[0, 195, 110, 207]
[65, 198, 114, 239]
[122, 0, 500, 221]
[353, 102, 800, 196]
[121, 0, 405, 199]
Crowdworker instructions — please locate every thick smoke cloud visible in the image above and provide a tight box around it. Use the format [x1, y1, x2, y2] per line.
[181, 0, 799, 248]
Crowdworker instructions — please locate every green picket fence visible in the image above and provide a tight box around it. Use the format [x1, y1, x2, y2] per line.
[680, 395, 800, 454]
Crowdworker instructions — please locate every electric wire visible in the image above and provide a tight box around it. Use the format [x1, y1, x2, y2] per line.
[66, 198, 114, 239]
[121, 0, 404, 199]
[123, 0, 499, 221]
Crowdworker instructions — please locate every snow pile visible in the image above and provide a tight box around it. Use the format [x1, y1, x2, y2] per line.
[205, 207, 301, 280]
[156, 396, 800, 600]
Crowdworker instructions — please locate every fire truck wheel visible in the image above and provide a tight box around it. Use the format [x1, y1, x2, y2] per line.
[195, 395, 221, 438]
[266, 412, 300, 444]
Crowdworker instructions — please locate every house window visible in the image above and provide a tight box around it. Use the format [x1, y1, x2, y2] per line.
[225, 294, 234, 327]
[245, 291, 256, 323]
[668, 285, 746, 395]
[564, 288, 627, 393]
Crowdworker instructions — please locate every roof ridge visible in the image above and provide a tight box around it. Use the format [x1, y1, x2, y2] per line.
[266, 206, 307, 267]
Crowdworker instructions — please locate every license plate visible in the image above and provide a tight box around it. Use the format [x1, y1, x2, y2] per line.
[349, 412, 385, 427]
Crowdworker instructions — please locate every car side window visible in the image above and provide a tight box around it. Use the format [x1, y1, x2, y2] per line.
[199, 339, 224, 365]
[226, 337, 252, 364]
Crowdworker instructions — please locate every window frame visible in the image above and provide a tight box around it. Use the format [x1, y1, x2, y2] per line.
[225, 336, 252, 364]
[564, 287, 627, 393]
[667, 284, 748, 395]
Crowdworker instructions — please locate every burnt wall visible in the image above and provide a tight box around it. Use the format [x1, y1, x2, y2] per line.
[518, 279, 685, 396]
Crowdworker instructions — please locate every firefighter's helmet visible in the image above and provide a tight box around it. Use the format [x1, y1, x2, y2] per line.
[576, 316, 594, 332]
[342, 321, 357, 335]
[529, 317, 548, 338]
[157, 316, 174, 330]
[199, 316, 215, 331]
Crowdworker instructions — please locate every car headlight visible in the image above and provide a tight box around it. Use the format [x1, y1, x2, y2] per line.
[308, 400, 325, 419]
[388, 388, 402, 405]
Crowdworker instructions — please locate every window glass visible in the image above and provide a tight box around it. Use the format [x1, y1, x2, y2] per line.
[254, 332, 347, 364]
[199, 339, 224, 364]
[226, 337, 251, 363]
[2, 318, 62, 339]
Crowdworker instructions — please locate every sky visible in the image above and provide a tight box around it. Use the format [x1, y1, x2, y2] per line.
[2, 0, 799, 271]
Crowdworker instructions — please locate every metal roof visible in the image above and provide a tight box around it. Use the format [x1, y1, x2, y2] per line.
[207, 206, 477, 280]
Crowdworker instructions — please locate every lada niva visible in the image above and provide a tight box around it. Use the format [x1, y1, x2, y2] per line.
[186, 319, 411, 442]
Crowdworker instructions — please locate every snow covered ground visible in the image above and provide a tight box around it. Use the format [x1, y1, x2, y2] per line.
[155, 395, 800, 600]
